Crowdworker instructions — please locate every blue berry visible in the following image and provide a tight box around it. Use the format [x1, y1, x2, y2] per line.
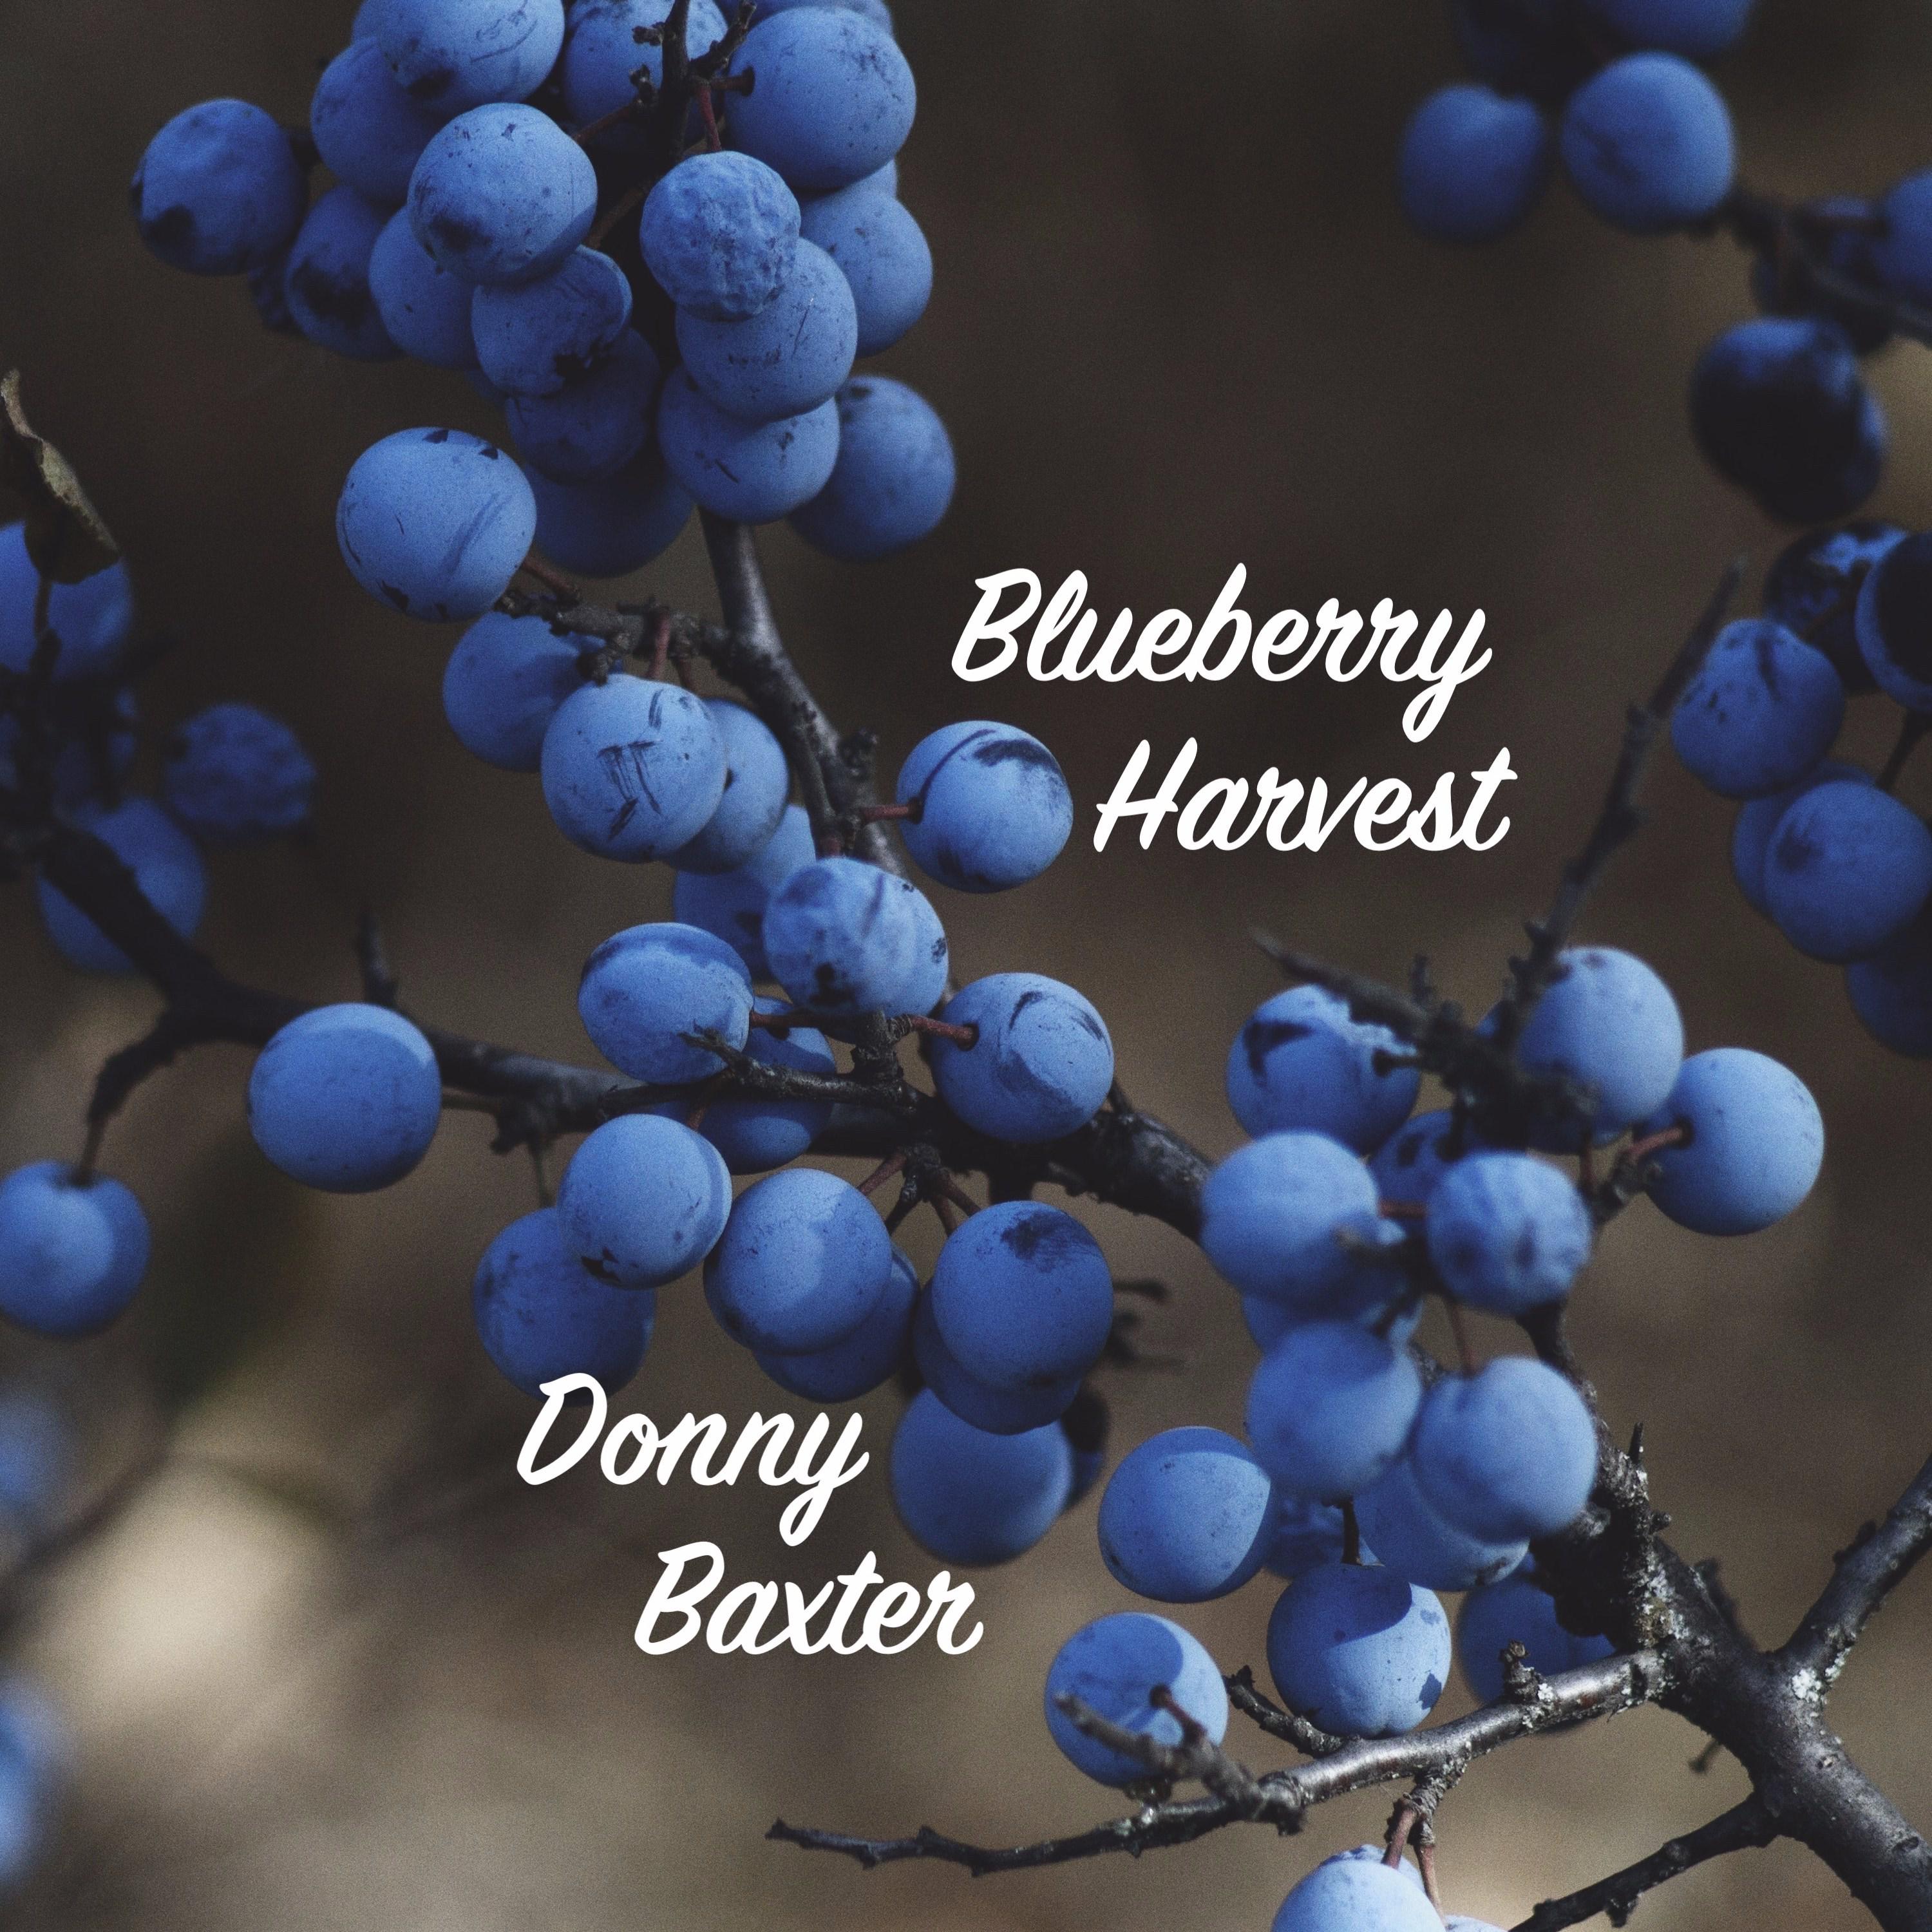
[1352, 1454, 1526, 1593]
[131, 99, 307, 276]
[1267, 1563, 1450, 1737]
[762, 855, 947, 1014]
[473, 1207, 654, 1398]
[577, 921, 752, 1082]
[540, 676, 727, 860]
[407, 104, 596, 286]
[895, 720, 1071, 894]
[1399, 85, 1551, 245]
[666, 701, 791, 875]
[1098, 1426, 1277, 1603]
[37, 799, 207, 974]
[473, 248, 633, 397]
[529, 445, 694, 579]
[1226, 985, 1420, 1154]
[1371, 1108, 1496, 1207]
[891, 1389, 1072, 1565]
[371, 0, 567, 112]
[1200, 1132, 1390, 1310]
[247, 1004, 443, 1192]
[283, 187, 399, 362]
[930, 974, 1113, 1143]
[1731, 762, 1871, 917]
[1043, 1613, 1227, 1786]
[1871, 170, 1932, 307]
[726, 9, 915, 191]
[703, 1166, 892, 1353]
[911, 1290, 1083, 1434]
[506, 330, 661, 483]
[556, 1113, 731, 1287]
[676, 240, 857, 424]
[1412, 1358, 1597, 1542]
[1637, 1047, 1824, 1235]
[368, 207, 479, 368]
[1848, 901, 1932, 1057]
[1247, 1322, 1421, 1502]
[684, 996, 835, 1172]
[1586, 0, 1756, 55]
[1559, 53, 1734, 233]
[560, 0, 729, 153]
[1273, 1853, 1441, 1932]
[800, 184, 931, 351]
[1856, 531, 1932, 710]
[757, 1245, 916, 1401]
[1426, 1153, 1591, 1315]
[311, 37, 449, 205]
[1515, 947, 1684, 1150]
[790, 376, 955, 561]
[673, 804, 815, 977]
[1763, 780, 1932, 961]
[337, 428, 536, 621]
[1764, 522, 1903, 697]
[1459, 1570, 1615, 1704]
[1671, 618, 1845, 800]
[639, 150, 800, 321]
[0, 1164, 148, 1339]
[162, 703, 316, 845]
[658, 368, 842, 522]
[441, 611, 587, 771]
[0, 529, 135, 681]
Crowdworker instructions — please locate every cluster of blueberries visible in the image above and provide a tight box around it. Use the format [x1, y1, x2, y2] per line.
[131, 0, 952, 571]
[1398, 0, 1932, 527]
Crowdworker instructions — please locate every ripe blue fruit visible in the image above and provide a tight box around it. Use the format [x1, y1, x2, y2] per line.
[506, 330, 661, 483]
[1765, 522, 1904, 697]
[1267, 1563, 1450, 1737]
[556, 1113, 732, 1287]
[703, 1167, 892, 1353]
[726, 10, 916, 191]
[0, 529, 135, 681]
[1458, 1571, 1615, 1704]
[1247, 1322, 1422, 1501]
[658, 368, 842, 522]
[441, 611, 587, 771]
[1098, 1426, 1277, 1603]
[283, 187, 399, 362]
[1584, 0, 1756, 56]
[673, 804, 816, 977]
[676, 240, 857, 425]
[1871, 169, 1932, 307]
[1559, 54, 1734, 233]
[1199, 1132, 1389, 1309]
[762, 855, 947, 1014]
[679, 996, 835, 1172]
[1426, 1153, 1592, 1314]
[930, 974, 1114, 1143]
[791, 376, 955, 562]
[337, 428, 536, 621]
[37, 799, 207, 974]
[1671, 618, 1845, 800]
[1847, 901, 1932, 1057]
[1638, 1046, 1824, 1235]
[370, 0, 567, 112]
[131, 99, 308, 276]
[1730, 761, 1871, 918]
[0, 1164, 149, 1339]
[560, 0, 730, 152]
[1763, 780, 1932, 962]
[1371, 1108, 1496, 1206]
[369, 208, 479, 368]
[529, 445, 694, 579]
[665, 701, 791, 875]
[757, 1245, 916, 1401]
[1412, 1358, 1597, 1542]
[891, 1389, 1072, 1565]
[1398, 84, 1551, 245]
[311, 37, 449, 206]
[162, 703, 317, 845]
[929, 1202, 1113, 1392]
[247, 1004, 443, 1192]
[1855, 531, 1932, 710]
[639, 151, 801, 321]
[1043, 1613, 1227, 1786]
[577, 921, 752, 1083]
[911, 1291, 1083, 1434]
[895, 720, 1071, 893]
[1514, 947, 1683, 1149]
[540, 676, 728, 860]
[408, 104, 596, 287]
[1690, 319, 1884, 525]
[1226, 985, 1420, 1153]
[472, 248, 634, 397]
[1352, 1454, 1527, 1593]
[1273, 1852, 1441, 1932]
[800, 184, 931, 351]
[473, 1207, 655, 1398]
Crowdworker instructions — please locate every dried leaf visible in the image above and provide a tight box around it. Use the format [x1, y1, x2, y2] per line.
[0, 370, 120, 584]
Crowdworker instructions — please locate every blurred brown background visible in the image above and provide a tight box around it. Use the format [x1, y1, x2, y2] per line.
[0, 0, 1927, 1926]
